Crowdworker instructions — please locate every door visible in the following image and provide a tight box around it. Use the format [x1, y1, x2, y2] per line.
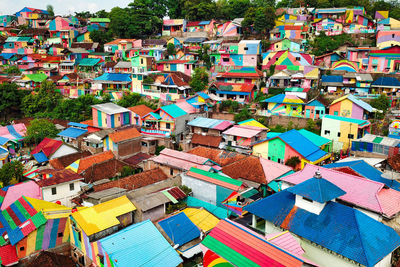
[306, 109, 310, 118]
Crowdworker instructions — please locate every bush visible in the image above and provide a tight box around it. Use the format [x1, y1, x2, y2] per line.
[155, 145, 165, 155]
[285, 156, 301, 168]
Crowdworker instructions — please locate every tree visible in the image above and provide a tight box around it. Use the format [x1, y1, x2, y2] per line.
[0, 161, 23, 186]
[4, 66, 21, 75]
[234, 107, 252, 122]
[305, 119, 319, 134]
[74, 11, 93, 18]
[253, 0, 275, 8]
[25, 119, 59, 144]
[285, 156, 301, 168]
[183, 0, 217, 20]
[190, 68, 209, 92]
[370, 95, 390, 119]
[95, 9, 109, 18]
[89, 30, 113, 48]
[46, 5, 55, 17]
[167, 43, 176, 57]
[0, 83, 28, 121]
[311, 32, 354, 56]
[253, 7, 276, 34]
[117, 93, 143, 108]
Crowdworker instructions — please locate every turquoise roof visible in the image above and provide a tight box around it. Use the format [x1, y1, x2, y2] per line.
[323, 115, 370, 127]
[161, 104, 187, 118]
[78, 58, 101, 66]
[185, 196, 231, 219]
[298, 129, 331, 147]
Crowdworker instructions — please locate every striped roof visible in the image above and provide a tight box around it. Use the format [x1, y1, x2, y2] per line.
[187, 167, 243, 191]
[187, 117, 234, 130]
[330, 94, 373, 112]
[262, 94, 305, 105]
[202, 219, 306, 267]
[323, 115, 371, 128]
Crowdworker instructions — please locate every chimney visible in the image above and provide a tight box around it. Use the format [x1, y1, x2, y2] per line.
[314, 170, 322, 179]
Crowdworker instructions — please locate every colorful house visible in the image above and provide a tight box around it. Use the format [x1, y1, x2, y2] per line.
[91, 103, 131, 129]
[261, 94, 305, 117]
[186, 20, 216, 36]
[208, 82, 257, 103]
[222, 125, 268, 152]
[312, 18, 343, 35]
[252, 129, 330, 169]
[321, 75, 344, 93]
[69, 196, 136, 267]
[2, 37, 35, 54]
[304, 99, 326, 119]
[377, 17, 400, 31]
[329, 94, 373, 120]
[57, 122, 88, 148]
[0, 123, 27, 152]
[216, 19, 243, 38]
[215, 66, 263, 85]
[162, 19, 186, 36]
[103, 127, 142, 159]
[156, 59, 197, 76]
[128, 104, 154, 127]
[321, 114, 371, 152]
[262, 50, 314, 71]
[268, 38, 303, 52]
[270, 25, 309, 41]
[377, 31, 400, 49]
[92, 73, 132, 93]
[371, 76, 400, 96]
[351, 134, 400, 158]
[31, 137, 78, 161]
[88, 17, 110, 28]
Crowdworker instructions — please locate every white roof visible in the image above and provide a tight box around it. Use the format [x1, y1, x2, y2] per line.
[239, 40, 261, 44]
[91, 103, 130, 115]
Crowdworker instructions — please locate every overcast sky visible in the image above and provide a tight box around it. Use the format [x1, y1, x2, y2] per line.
[0, 0, 133, 16]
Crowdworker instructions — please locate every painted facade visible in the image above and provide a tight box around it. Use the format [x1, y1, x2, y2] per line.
[377, 31, 400, 49]
[91, 103, 131, 129]
[262, 51, 314, 71]
[304, 99, 326, 119]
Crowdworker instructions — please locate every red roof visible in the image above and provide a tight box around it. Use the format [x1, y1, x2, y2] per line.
[191, 134, 222, 148]
[187, 21, 202, 27]
[31, 138, 62, 157]
[36, 169, 83, 187]
[128, 104, 154, 117]
[158, 60, 191, 64]
[109, 127, 142, 143]
[167, 187, 187, 200]
[0, 244, 19, 266]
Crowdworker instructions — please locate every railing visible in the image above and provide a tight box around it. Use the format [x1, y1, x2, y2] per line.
[141, 128, 170, 137]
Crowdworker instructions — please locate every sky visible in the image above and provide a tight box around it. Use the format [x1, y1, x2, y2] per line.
[0, 0, 133, 16]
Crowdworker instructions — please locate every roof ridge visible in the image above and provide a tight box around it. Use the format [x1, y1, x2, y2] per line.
[353, 211, 372, 266]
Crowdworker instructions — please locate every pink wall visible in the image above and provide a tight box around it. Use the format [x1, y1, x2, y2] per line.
[351, 103, 364, 120]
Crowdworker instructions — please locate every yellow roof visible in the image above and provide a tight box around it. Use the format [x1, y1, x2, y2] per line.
[238, 119, 268, 129]
[330, 94, 348, 106]
[25, 197, 83, 219]
[72, 196, 136, 236]
[181, 208, 219, 232]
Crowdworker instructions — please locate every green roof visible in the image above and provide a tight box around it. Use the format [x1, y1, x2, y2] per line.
[6, 36, 33, 42]
[298, 129, 331, 147]
[89, 18, 110, 23]
[189, 167, 243, 187]
[161, 104, 187, 118]
[79, 58, 101, 66]
[25, 73, 48, 82]
[323, 115, 370, 127]
[373, 137, 383, 143]
[284, 87, 305, 92]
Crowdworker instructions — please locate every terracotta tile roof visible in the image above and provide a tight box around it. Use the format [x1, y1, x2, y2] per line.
[123, 152, 151, 165]
[104, 61, 117, 68]
[78, 150, 115, 173]
[36, 169, 83, 187]
[27, 251, 75, 267]
[187, 147, 246, 167]
[80, 119, 94, 126]
[109, 127, 142, 143]
[222, 156, 266, 184]
[128, 104, 154, 117]
[388, 154, 400, 172]
[191, 134, 222, 148]
[93, 168, 168, 192]
[49, 151, 92, 170]
[81, 158, 129, 183]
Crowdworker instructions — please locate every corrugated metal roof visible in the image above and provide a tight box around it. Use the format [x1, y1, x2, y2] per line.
[181, 208, 219, 232]
[185, 196, 232, 219]
[323, 115, 371, 127]
[187, 117, 233, 129]
[158, 212, 200, 245]
[91, 103, 130, 115]
[187, 167, 243, 191]
[222, 125, 264, 138]
[57, 127, 88, 139]
[33, 151, 48, 163]
[160, 104, 187, 118]
[297, 129, 331, 147]
[100, 220, 182, 267]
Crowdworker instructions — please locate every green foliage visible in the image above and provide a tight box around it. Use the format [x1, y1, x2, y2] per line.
[268, 87, 284, 95]
[182, 0, 217, 20]
[167, 43, 176, 57]
[143, 76, 155, 84]
[370, 95, 390, 119]
[117, 92, 158, 110]
[198, 45, 212, 70]
[190, 68, 209, 92]
[89, 30, 113, 48]
[269, 124, 286, 132]
[268, 65, 276, 77]
[120, 166, 136, 177]
[285, 156, 301, 168]
[305, 119, 319, 134]
[179, 185, 192, 196]
[242, 6, 276, 35]
[0, 83, 28, 121]
[74, 11, 93, 19]
[234, 107, 253, 123]
[155, 145, 166, 155]
[25, 119, 58, 144]
[254, 92, 268, 103]
[0, 161, 23, 186]
[311, 32, 354, 56]
[46, 5, 55, 17]
[220, 100, 240, 112]
[216, 0, 252, 20]
[4, 66, 21, 75]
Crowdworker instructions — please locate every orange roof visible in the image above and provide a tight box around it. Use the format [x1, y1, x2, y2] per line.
[78, 150, 114, 173]
[80, 120, 94, 126]
[128, 104, 154, 117]
[109, 127, 142, 143]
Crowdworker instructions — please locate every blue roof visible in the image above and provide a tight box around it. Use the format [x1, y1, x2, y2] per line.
[197, 92, 210, 99]
[287, 177, 346, 203]
[199, 21, 211, 25]
[321, 75, 343, 83]
[100, 220, 182, 267]
[185, 196, 232, 219]
[346, 94, 373, 112]
[306, 99, 325, 107]
[372, 77, 400, 87]
[161, 104, 187, 118]
[57, 127, 88, 139]
[187, 117, 232, 129]
[0, 53, 16, 59]
[68, 122, 88, 128]
[244, 190, 400, 267]
[7, 125, 23, 139]
[158, 212, 200, 246]
[277, 129, 328, 162]
[0, 136, 9, 146]
[297, 129, 331, 147]
[149, 112, 161, 120]
[33, 152, 48, 163]
[0, 146, 8, 155]
[94, 73, 132, 82]
[324, 160, 400, 191]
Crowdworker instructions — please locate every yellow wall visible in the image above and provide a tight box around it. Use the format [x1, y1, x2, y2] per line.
[252, 142, 269, 158]
[159, 121, 175, 131]
[339, 99, 354, 118]
[338, 121, 359, 150]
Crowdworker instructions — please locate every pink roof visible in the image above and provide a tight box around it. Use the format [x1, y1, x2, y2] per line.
[175, 101, 196, 114]
[1, 181, 42, 210]
[281, 164, 400, 217]
[0, 123, 27, 140]
[222, 125, 264, 138]
[266, 231, 305, 257]
[160, 148, 209, 165]
[214, 121, 234, 131]
[260, 157, 293, 183]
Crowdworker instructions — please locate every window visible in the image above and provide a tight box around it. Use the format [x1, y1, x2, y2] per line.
[58, 232, 63, 238]
[20, 247, 24, 251]
[393, 34, 395, 38]
[337, 132, 341, 137]
[70, 183, 75, 191]
[186, 64, 190, 69]
[201, 128, 209, 133]
[244, 47, 248, 50]
[295, 57, 301, 61]
[302, 196, 313, 203]
[166, 123, 171, 129]
[276, 45, 278, 48]
[141, 58, 144, 64]
[348, 134, 354, 139]
[142, 141, 148, 147]
[277, 158, 283, 163]
[223, 58, 229, 62]
[170, 168, 174, 176]
[118, 116, 120, 121]
[51, 187, 57, 195]
[324, 130, 330, 135]
[268, 157, 271, 160]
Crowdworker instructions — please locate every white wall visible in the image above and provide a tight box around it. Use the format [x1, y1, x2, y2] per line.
[295, 195, 326, 215]
[181, 173, 217, 205]
[42, 180, 81, 207]
[50, 145, 78, 160]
